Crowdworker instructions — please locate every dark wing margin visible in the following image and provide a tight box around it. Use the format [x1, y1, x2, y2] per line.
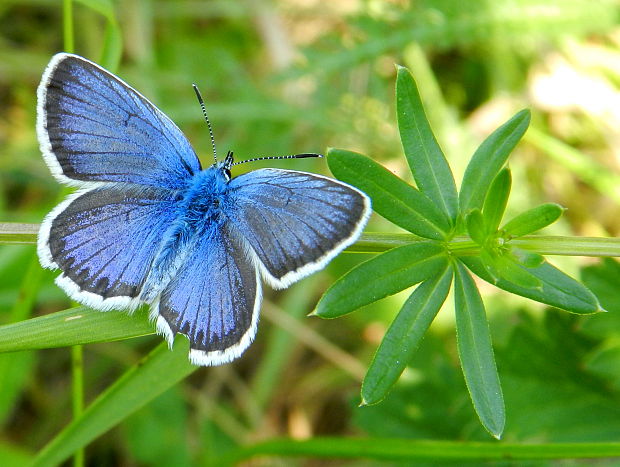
[153, 224, 261, 366]
[37, 53, 201, 189]
[225, 169, 371, 288]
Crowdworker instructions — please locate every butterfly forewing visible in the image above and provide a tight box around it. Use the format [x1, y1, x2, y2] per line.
[226, 169, 371, 288]
[37, 53, 201, 189]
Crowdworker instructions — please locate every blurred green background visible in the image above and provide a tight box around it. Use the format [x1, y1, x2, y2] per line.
[2, 0, 620, 464]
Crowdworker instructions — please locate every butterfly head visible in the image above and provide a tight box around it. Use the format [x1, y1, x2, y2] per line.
[214, 150, 234, 181]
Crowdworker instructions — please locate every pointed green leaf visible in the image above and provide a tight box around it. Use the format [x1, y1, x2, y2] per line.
[396, 66, 458, 222]
[460, 110, 530, 213]
[454, 261, 505, 439]
[0, 307, 153, 353]
[494, 255, 542, 289]
[32, 337, 196, 467]
[482, 168, 512, 233]
[315, 242, 447, 318]
[502, 203, 564, 237]
[480, 249, 501, 283]
[462, 257, 603, 314]
[362, 265, 453, 405]
[465, 209, 487, 245]
[511, 247, 544, 268]
[327, 148, 451, 239]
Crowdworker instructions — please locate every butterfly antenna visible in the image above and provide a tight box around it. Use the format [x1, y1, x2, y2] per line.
[231, 153, 323, 167]
[192, 84, 218, 163]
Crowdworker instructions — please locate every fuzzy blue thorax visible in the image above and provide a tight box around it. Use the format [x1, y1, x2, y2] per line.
[180, 162, 231, 233]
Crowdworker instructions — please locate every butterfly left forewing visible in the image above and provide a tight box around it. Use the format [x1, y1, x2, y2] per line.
[225, 168, 371, 289]
[37, 54, 198, 310]
[38, 53, 201, 189]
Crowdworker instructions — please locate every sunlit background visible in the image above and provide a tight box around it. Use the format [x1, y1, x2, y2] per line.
[1, 0, 620, 463]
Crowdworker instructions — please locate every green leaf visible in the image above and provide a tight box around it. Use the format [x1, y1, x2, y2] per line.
[502, 203, 565, 237]
[315, 242, 447, 319]
[460, 110, 531, 213]
[480, 249, 502, 283]
[396, 66, 458, 222]
[465, 209, 486, 245]
[462, 257, 603, 314]
[361, 265, 453, 405]
[494, 254, 542, 289]
[0, 307, 153, 352]
[32, 337, 196, 467]
[512, 248, 544, 268]
[454, 261, 505, 439]
[328, 148, 451, 239]
[482, 168, 512, 233]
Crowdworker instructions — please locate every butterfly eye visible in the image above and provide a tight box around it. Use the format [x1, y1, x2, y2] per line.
[224, 168, 231, 180]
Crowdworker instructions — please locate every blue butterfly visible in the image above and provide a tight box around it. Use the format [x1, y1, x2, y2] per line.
[36, 53, 371, 366]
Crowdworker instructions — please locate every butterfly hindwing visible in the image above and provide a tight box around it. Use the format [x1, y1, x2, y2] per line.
[226, 169, 371, 288]
[154, 224, 261, 366]
[38, 184, 179, 310]
[37, 53, 201, 189]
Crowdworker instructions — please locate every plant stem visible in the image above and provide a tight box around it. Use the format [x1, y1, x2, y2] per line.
[71, 345, 84, 467]
[2, 223, 620, 258]
[63, 0, 74, 54]
[216, 437, 620, 466]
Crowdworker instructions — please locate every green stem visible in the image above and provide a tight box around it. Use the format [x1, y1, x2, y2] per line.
[2, 223, 620, 257]
[63, 0, 75, 54]
[71, 345, 84, 467]
[216, 437, 620, 466]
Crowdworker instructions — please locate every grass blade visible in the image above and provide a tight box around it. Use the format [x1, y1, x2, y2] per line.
[32, 337, 195, 467]
[0, 307, 153, 352]
[218, 437, 620, 465]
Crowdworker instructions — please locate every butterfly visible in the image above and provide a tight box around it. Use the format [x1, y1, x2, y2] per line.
[36, 53, 371, 366]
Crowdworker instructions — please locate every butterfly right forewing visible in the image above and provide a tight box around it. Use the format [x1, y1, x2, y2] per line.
[225, 168, 371, 289]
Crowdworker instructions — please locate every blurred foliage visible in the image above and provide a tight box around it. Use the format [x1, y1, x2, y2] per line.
[1, 0, 620, 464]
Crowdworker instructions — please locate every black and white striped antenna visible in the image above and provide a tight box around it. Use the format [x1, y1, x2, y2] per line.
[192, 84, 218, 164]
[231, 153, 322, 167]
[193, 85, 322, 167]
